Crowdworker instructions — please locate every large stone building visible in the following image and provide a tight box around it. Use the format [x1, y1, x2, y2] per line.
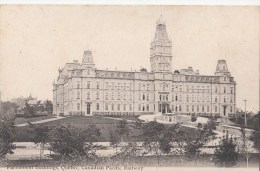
[53, 18, 236, 118]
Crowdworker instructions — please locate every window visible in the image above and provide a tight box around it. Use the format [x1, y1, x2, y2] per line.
[111, 93, 114, 100]
[87, 81, 90, 89]
[179, 105, 182, 112]
[111, 104, 114, 111]
[77, 82, 80, 89]
[129, 93, 132, 100]
[96, 103, 99, 110]
[143, 94, 145, 100]
[96, 82, 100, 89]
[146, 104, 149, 111]
[197, 105, 199, 112]
[231, 87, 233, 94]
[175, 95, 178, 101]
[192, 105, 194, 112]
[124, 93, 126, 100]
[224, 98, 226, 103]
[230, 106, 233, 113]
[224, 87, 226, 93]
[147, 94, 149, 101]
[77, 92, 80, 99]
[105, 93, 108, 100]
[215, 97, 218, 103]
[186, 85, 189, 92]
[202, 105, 204, 112]
[111, 83, 115, 90]
[118, 93, 121, 100]
[215, 87, 218, 93]
[207, 105, 209, 112]
[87, 92, 90, 100]
[77, 103, 80, 110]
[179, 85, 182, 92]
[124, 104, 126, 111]
[215, 106, 218, 113]
[117, 104, 120, 111]
[129, 104, 132, 111]
[96, 92, 100, 100]
[105, 103, 108, 110]
[105, 82, 109, 89]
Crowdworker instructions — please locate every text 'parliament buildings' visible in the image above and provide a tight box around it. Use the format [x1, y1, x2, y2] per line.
[53, 17, 236, 118]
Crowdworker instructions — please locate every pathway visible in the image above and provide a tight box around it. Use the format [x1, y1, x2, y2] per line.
[14, 116, 66, 127]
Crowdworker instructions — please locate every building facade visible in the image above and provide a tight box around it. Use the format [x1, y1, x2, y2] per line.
[53, 18, 236, 118]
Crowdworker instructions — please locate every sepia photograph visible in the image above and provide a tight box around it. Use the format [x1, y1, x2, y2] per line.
[0, 3, 259, 170]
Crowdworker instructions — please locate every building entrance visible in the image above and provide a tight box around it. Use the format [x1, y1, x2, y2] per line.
[86, 103, 91, 115]
[159, 103, 170, 114]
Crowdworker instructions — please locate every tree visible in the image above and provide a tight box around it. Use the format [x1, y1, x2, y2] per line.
[44, 100, 53, 114]
[109, 128, 120, 153]
[49, 124, 100, 161]
[197, 123, 202, 129]
[183, 124, 215, 164]
[109, 119, 130, 153]
[240, 126, 254, 167]
[116, 119, 130, 142]
[30, 124, 50, 160]
[249, 112, 260, 151]
[0, 102, 18, 119]
[205, 117, 217, 131]
[24, 100, 40, 118]
[191, 115, 197, 122]
[213, 136, 239, 167]
[141, 121, 165, 166]
[0, 118, 16, 159]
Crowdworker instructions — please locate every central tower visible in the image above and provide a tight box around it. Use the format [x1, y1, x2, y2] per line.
[150, 16, 172, 73]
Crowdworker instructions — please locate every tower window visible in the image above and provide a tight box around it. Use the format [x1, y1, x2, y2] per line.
[87, 81, 90, 89]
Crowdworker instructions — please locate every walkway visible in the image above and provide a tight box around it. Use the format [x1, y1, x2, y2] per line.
[14, 116, 66, 127]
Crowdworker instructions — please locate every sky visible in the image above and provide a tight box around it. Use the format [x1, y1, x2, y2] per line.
[0, 5, 259, 112]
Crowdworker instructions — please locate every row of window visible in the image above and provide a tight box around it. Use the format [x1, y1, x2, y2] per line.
[172, 105, 233, 113]
[76, 103, 233, 113]
[76, 81, 234, 95]
[74, 91, 234, 103]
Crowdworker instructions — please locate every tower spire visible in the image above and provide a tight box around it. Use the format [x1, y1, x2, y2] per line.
[150, 17, 172, 73]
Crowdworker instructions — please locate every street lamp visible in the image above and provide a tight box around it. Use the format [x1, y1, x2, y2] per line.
[244, 100, 247, 127]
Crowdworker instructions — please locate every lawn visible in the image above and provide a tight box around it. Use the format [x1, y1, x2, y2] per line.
[14, 116, 201, 142]
[14, 115, 55, 125]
